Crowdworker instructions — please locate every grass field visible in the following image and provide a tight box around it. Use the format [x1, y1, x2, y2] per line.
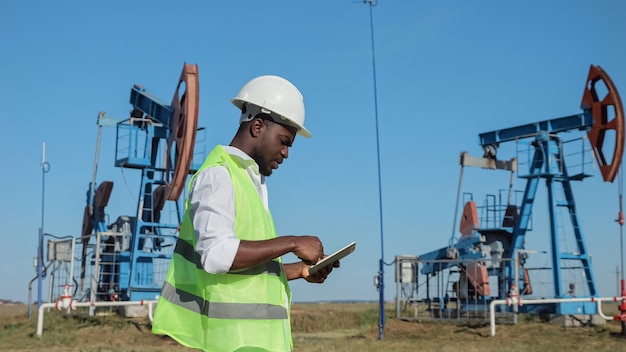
[1, 302, 626, 351]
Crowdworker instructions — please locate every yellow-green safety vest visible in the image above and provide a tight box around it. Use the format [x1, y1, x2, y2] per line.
[152, 145, 293, 352]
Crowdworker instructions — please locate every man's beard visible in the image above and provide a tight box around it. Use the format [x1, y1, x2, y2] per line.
[250, 148, 272, 177]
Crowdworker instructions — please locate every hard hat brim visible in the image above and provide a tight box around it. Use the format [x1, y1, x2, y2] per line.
[232, 98, 311, 138]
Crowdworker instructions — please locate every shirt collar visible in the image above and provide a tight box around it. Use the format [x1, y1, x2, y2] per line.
[223, 145, 264, 181]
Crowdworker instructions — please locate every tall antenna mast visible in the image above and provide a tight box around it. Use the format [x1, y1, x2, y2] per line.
[360, 0, 386, 340]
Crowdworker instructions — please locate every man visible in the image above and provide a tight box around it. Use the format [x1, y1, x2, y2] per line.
[153, 75, 338, 352]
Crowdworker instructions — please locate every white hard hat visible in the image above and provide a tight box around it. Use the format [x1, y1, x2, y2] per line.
[231, 75, 311, 138]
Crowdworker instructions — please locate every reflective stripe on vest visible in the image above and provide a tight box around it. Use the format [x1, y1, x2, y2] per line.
[174, 238, 282, 276]
[160, 281, 288, 319]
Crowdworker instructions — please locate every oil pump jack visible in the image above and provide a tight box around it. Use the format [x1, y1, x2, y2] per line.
[418, 65, 624, 315]
[78, 63, 203, 304]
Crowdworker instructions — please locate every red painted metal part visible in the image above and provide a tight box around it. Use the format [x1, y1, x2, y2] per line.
[581, 65, 625, 183]
[165, 63, 200, 201]
[459, 201, 479, 239]
[80, 181, 114, 281]
[614, 279, 626, 322]
[465, 262, 491, 296]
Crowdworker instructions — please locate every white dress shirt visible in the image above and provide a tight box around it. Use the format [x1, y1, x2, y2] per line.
[188, 145, 269, 274]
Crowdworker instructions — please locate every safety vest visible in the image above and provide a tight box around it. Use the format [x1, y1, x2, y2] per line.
[153, 145, 293, 352]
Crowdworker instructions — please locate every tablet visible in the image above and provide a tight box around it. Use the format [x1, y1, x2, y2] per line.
[308, 241, 356, 275]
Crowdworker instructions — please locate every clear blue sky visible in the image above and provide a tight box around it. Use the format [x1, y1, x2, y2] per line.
[2, 0, 626, 304]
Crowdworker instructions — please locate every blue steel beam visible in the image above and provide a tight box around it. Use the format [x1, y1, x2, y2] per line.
[419, 235, 484, 274]
[129, 84, 173, 127]
[479, 111, 593, 147]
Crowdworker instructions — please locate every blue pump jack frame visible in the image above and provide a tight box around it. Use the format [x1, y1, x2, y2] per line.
[507, 131, 597, 314]
[481, 112, 597, 311]
[85, 84, 202, 302]
[419, 110, 598, 315]
[115, 85, 181, 301]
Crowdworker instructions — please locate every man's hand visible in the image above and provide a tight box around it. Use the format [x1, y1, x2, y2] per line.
[301, 258, 340, 283]
[293, 236, 324, 265]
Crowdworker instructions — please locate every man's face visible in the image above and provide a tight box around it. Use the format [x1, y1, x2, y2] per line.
[251, 118, 297, 177]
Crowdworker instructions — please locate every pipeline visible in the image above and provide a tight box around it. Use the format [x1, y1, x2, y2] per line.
[36, 299, 158, 337]
[489, 296, 626, 336]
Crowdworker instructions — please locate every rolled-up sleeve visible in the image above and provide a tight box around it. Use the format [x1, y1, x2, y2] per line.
[189, 166, 241, 274]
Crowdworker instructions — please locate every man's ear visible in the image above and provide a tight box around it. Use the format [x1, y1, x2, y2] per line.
[249, 117, 265, 137]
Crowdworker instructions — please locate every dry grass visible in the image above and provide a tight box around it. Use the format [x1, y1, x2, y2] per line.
[292, 303, 626, 352]
[1, 303, 626, 351]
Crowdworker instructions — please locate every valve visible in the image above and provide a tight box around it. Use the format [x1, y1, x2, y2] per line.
[109, 288, 118, 302]
[612, 279, 626, 323]
[508, 284, 520, 306]
[55, 284, 75, 311]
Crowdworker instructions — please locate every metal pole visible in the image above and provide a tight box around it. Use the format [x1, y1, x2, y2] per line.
[617, 266, 620, 297]
[69, 237, 76, 291]
[38, 142, 50, 309]
[513, 249, 536, 323]
[619, 185, 624, 281]
[37, 228, 43, 309]
[395, 259, 400, 318]
[29, 262, 52, 319]
[90, 231, 103, 316]
[513, 251, 519, 324]
[28, 276, 35, 318]
[450, 165, 465, 246]
[357, 0, 386, 340]
[617, 164, 625, 336]
[363, 0, 386, 340]
[90, 123, 104, 219]
[47, 263, 56, 305]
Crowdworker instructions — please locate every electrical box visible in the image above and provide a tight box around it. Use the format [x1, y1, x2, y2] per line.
[395, 255, 418, 283]
[47, 239, 73, 262]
